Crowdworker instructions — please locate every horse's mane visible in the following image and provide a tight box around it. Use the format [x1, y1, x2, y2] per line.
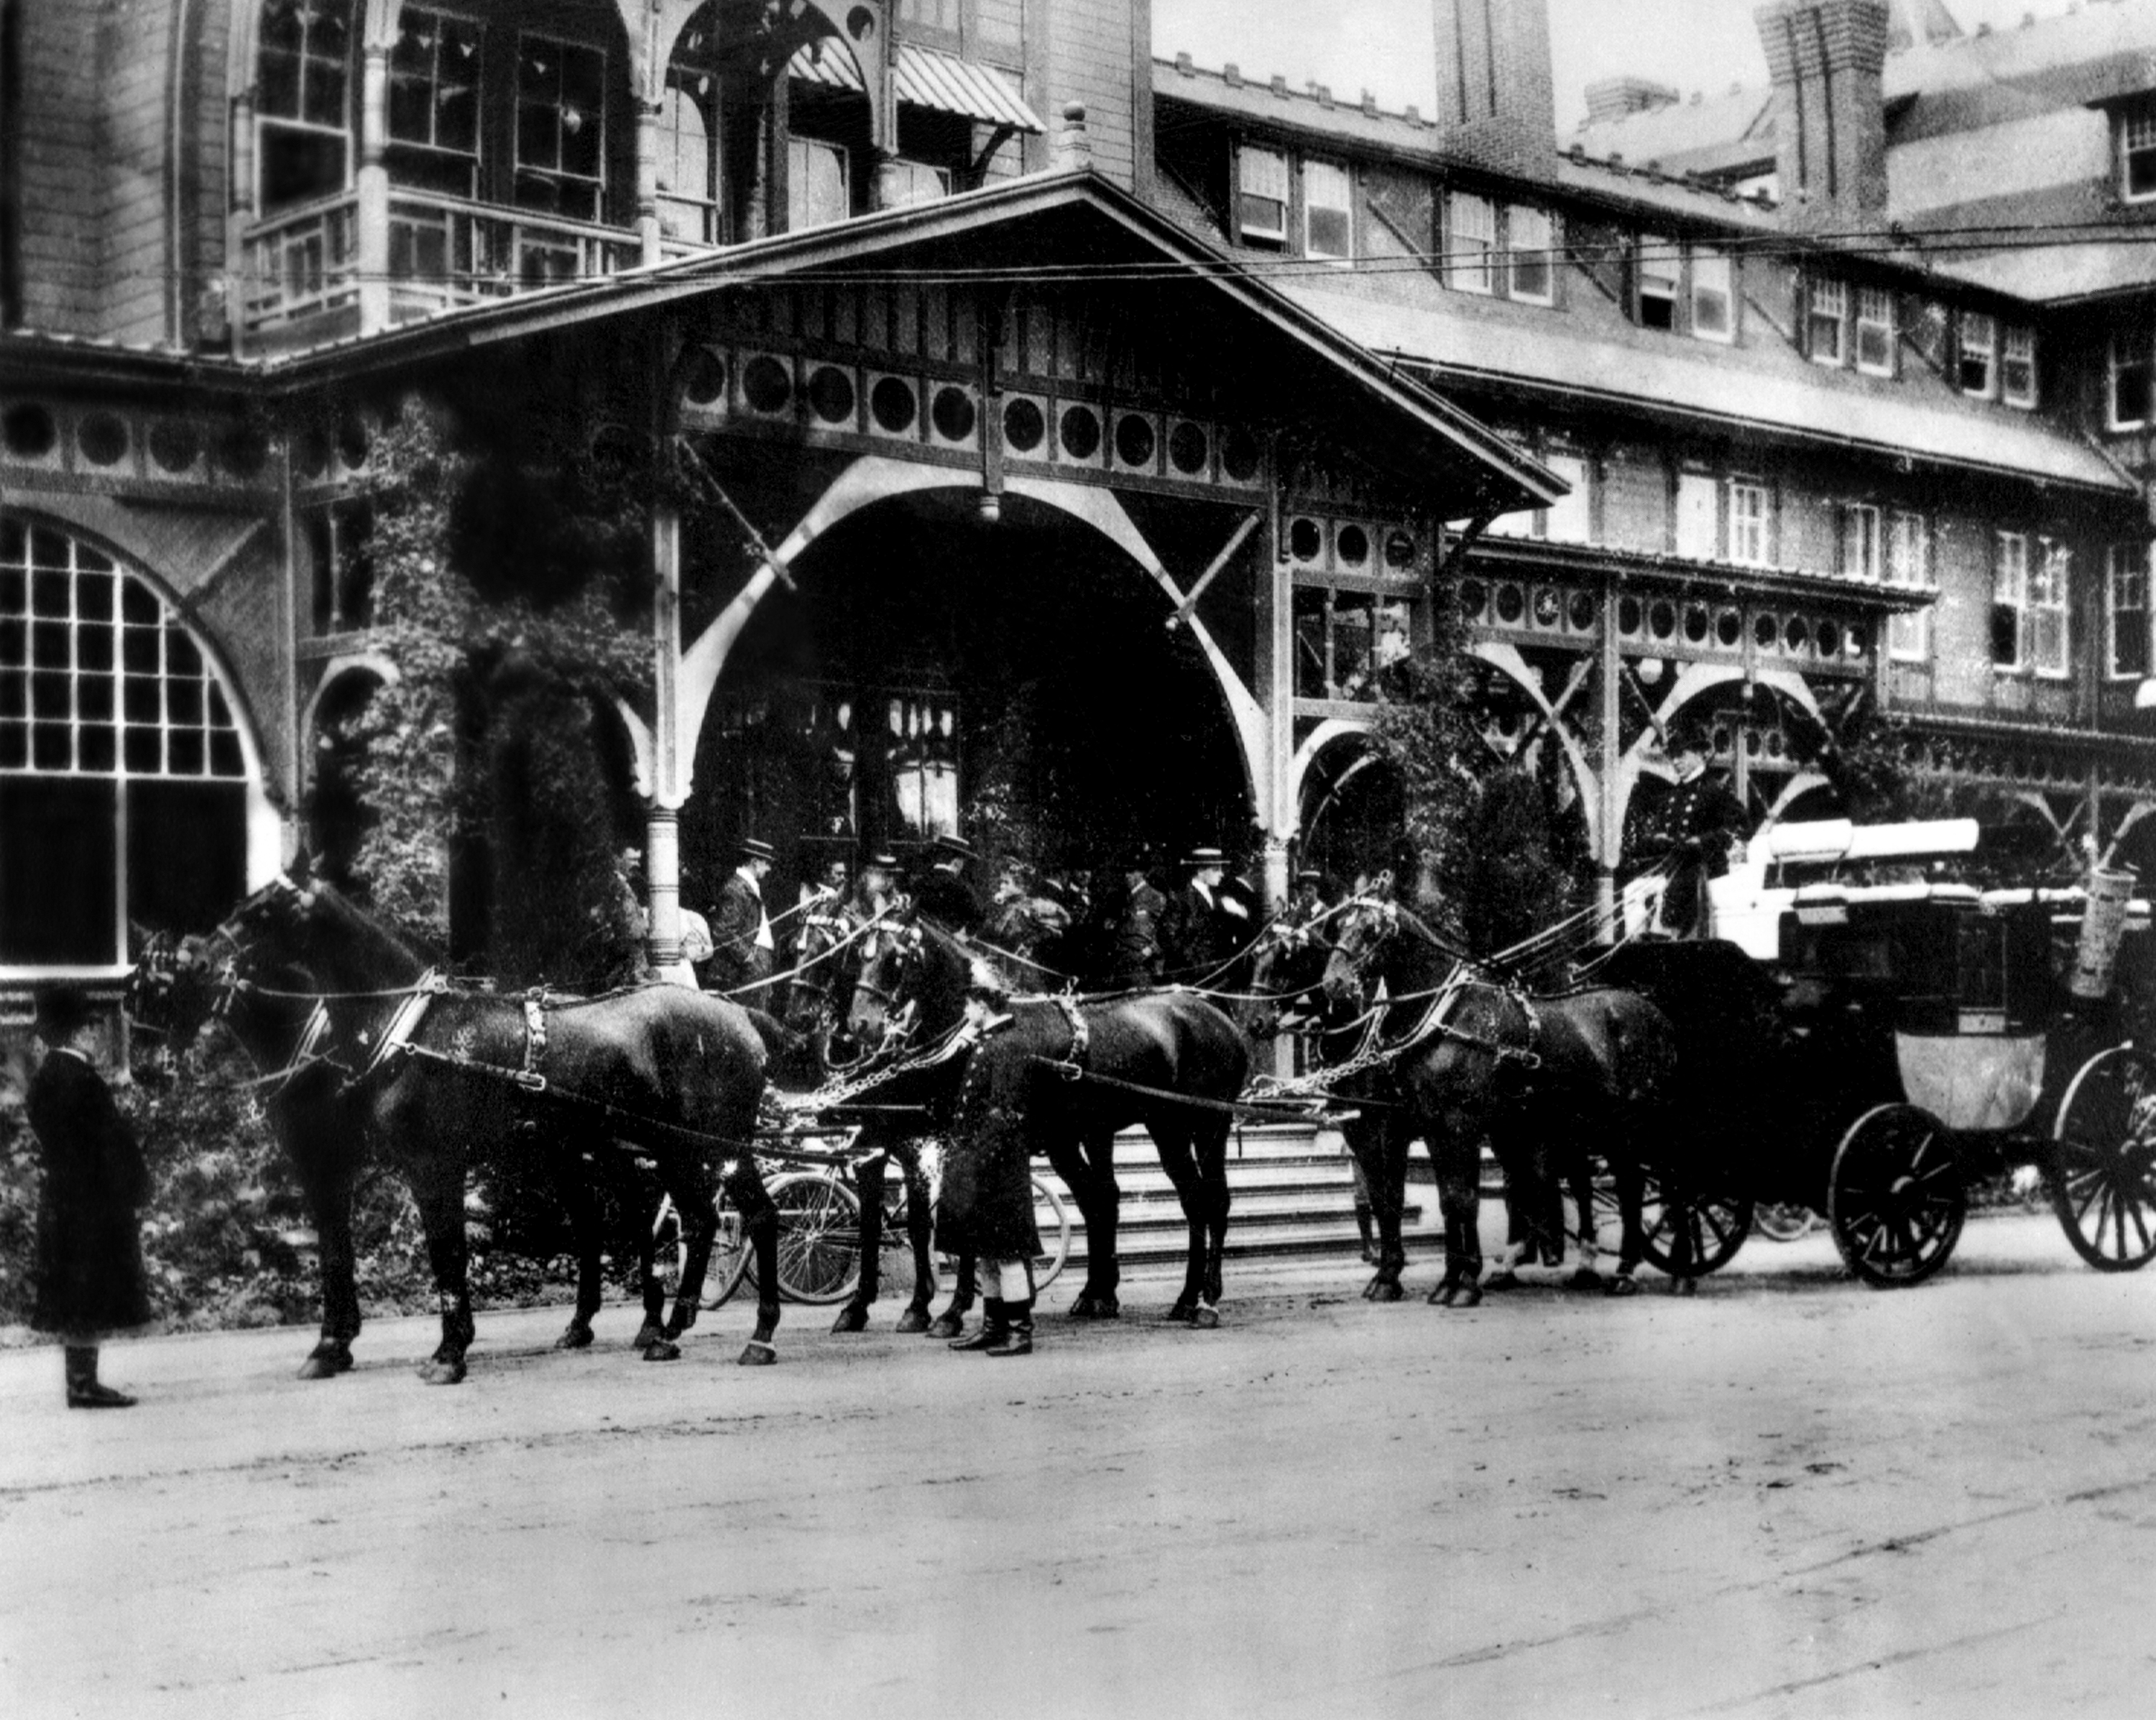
[300, 880, 435, 979]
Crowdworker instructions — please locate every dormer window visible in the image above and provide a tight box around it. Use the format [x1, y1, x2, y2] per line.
[1446, 193, 1498, 293]
[1958, 311, 1996, 398]
[1807, 278, 1848, 365]
[1236, 145, 1289, 246]
[1690, 249, 1733, 342]
[1856, 288, 1896, 375]
[1303, 161, 1353, 262]
[2001, 325, 2037, 408]
[1636, 235, 1679, 330]
[2110, 329, 2154, 429]
[2122, 103, 2156, 201]
[1508, 205, 1554, 303]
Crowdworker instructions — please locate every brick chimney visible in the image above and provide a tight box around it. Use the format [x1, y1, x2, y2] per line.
[1583, 76, 1682, 125]
[1756, 0, 1892, 228]
[1432, 0, 1557, 174]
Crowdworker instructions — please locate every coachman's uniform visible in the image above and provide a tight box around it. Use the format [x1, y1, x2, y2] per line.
[1651, 769, 1750, 938]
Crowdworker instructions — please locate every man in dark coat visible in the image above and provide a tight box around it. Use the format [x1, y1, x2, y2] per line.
[1111, 865, 1166, 988]
[708, 837, 778, 1000]
[27, 984, 151, 1408]
[1161, 846, 1249, 979]
[911, 833, 985, 935]
[1651, 742, 1751, 938]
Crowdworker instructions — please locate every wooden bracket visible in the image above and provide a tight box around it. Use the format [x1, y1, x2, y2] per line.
[675, 435, 799, 594]
[1167, 511, 1262, 632]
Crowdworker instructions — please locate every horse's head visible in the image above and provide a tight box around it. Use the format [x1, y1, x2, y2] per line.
[1321, 895, 1400, 1007]
[846, 915, 975, 1048]
[1243, 918, 1332, 1038]
[124, 877, 346, 1056]
[846, 920, 921, 1049]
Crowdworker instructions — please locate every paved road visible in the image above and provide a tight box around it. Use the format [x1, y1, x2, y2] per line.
[3, 1214, 2152, 1719]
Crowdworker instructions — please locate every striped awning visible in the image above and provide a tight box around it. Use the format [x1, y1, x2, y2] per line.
[789, 40, 1044, 133]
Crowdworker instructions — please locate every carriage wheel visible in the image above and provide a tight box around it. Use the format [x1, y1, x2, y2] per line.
[2050, 1046, 2156, 1272]
[768, 1171, 865, 1305]
[1827, 1104, 1966, 1287]
[1031, 1173, 1072, 1294]
[1588, 1172, 1749, 1277]
[1754, 1203, 1820, 1244]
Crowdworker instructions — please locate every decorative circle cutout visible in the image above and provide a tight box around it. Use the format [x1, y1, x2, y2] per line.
[1784, 616, 1810, 652]
[150, 420, 202, 473]
[808, 366, 857, 425]
[1336, 524, 1370, 567]
[218, 426, 270, 479]
[295, 429, 331, 480]
[1169, 421, 1210, 475]
[742, 355, 792, 414]
[1288, 517, 1324, 562]
[1568, 591, 1595, 631]
[931, 386, 976, 442]
[337, 412, 370, 468]
[1683, 604, 1708, 643]
[1220, 425, 1261, 481]
[870, 376, 917, 433]
[681, 348, 727, 406]
[78, 414, 129, 467]
[1003, 397, 1045, 453]
[1059, 404, 1101, 461]
[1495, 583, 1526, 624]
[1649, 600, 1677, 639]
[1114, 415, 1156, 468]
[1533, 588, 1561, 626]
[1618, 595, 1643, 634]
[2, 403, 56, 458]
[1459, 579, 1487, 619]
[1715, 609, 1741, 647]
[1754, 614, 1779, 649]
[1815, 620, 1841, 657]
[1384, 530, 1417, 570]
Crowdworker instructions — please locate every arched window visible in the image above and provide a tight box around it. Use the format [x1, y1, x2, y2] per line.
[257, 0, 358, 210]
[0, 519, 254, 971]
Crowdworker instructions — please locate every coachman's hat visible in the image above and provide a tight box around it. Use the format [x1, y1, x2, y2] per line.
[737, 838, 776, 862]
[934, 833, 976, 862]
[34, 983, 93, 1043]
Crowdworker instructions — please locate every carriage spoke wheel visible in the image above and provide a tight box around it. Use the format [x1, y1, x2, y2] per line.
[2050, 1046, 2156, 1272]
[1827, 1104, 1966, 1288]
[1639, 1173, 1751, 1278]
[767, 1172, 865, 1305]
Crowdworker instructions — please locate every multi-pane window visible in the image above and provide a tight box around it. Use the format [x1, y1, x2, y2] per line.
[657, 71, 722, 244]
[2030, 540, 2071, 676]
[1294, 588, 1414, 701]
[257, 0, 356, 208]
[1958, 312, 1996, 398]
[1886, 512, 1931, 662]
[2123, 104, 2156, 200]
[387, 9, 482, 197]
[2001, 325, 2037, 408]
[1807, 278, 1848, 365]
[1446, 193, 1497, 294]
[1841, 504, 1882, 581]
[1690, 250, 1733, 342]
[1303, 161, 1353, 262]
[1237, 146, 1289, 245]
[788, 138, 850, 231]
[2110, 330, 2153, 429]
[1728, 481, 1770, 566]
[1507, 204, 1554, 303]
[1637, 236, 1679, 330]
[1543, 453, 1590, 544]
[1856, 288, 1896, 375]
[2108, 543, 2151, 679]
[515, 34, 607, 221]
[0, 519, 251, 968]
[1674, 471, 1718, 560]
[1991, 531, 2029, 668]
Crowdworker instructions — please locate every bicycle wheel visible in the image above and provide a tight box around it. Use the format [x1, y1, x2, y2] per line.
[671, 1188, 752, 1310]
[769, 1171, 865, 1305]
[1031, 1173, 1072, 1293]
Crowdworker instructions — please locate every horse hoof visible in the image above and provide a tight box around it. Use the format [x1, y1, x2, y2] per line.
[555, 1323, 595, 1351]
[296, 1349, 350, 1380]
[893, 1308, 931, 1336]
[642, 1339, 682, 1363]
[1565, 1268, 1604, 1293]
[1365, 1279, 1403, 1303]
[1428, 1281, 1456, 1307]
[737, 1340, 778, 1367]
[830, 1305, 869, 1336]
[629, 1322, 663, 1351]
[926, 1313, 964, 1340]
[1483, 1270, 1521, 1292]
[1606, 1274, 1641, 1298]
[1165, 1300, 1197, 1323]
[418, 1359, 466, 1386]
[1068, 1294, 1120, 1321]
[1452, 1281, 1483, 1310]
[1671, 1276, 1700, 1298]
[1189, 1305, 1220, 1331]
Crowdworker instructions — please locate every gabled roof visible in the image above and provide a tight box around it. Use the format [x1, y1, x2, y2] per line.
[250, 169, 1562, 516]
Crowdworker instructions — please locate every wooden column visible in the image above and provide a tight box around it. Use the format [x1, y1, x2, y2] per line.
[355, 42, 390, 336]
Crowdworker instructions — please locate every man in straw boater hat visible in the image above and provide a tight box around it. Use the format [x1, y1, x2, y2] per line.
[1161, 845, 1249, 980]
[25, 985, 152, 1408]
[911, 831, 985, 936]
[708, 837, 778, 999]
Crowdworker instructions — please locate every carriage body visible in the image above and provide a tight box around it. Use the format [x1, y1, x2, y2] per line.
[1602, 818, 2156, 1285]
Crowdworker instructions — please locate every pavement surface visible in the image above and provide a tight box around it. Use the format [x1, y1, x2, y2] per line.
[2, 1211, 2152, 1720]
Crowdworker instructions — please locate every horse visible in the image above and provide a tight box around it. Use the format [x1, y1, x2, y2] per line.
[849, 918, 1249, 1326]
[1320, 894, 1685, 1305]
[129, 878, 783, 1383]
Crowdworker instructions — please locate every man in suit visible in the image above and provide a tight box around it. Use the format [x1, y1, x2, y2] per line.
[912, 833, 985, 935]
[27, 984, 151, 1408]
[1112, 863, 1166, 988]
[1161, 846, 1248, 979]
[708, 837, 778, 999]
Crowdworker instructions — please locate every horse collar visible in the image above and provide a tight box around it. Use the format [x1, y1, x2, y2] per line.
[360, 970, 447, 1083]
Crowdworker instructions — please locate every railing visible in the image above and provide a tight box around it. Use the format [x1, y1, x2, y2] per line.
[239, 188, 650, 338]
[239, 193, 362, 333]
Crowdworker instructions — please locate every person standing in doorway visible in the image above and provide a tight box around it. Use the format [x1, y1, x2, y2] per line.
[27, 985, 152, 1409]
[709, 837, 778, 1001]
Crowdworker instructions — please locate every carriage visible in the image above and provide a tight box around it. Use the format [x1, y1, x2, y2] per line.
[1599, 817, 2156, 1287]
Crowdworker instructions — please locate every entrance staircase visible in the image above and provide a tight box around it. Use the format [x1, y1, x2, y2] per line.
[1044, 1123, 1441, 1274]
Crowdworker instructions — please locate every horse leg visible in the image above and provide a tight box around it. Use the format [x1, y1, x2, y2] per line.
[831, 1145, 889, 1336]
[654, 1158, 725, 1355]
[553, 1167, 606, 1353]
[1057, 1129, 1122, 1318]
[1153, 1122, 1207, 1324]
[726, 1159, 783, 1364]
[1196, 1120, 1232, 1321]
[893, 1139, 938, 1334]
[294, 1147, 361, 1378]
[410, 1160, 475, 1385]
[929, 1254, 977, 1340]
[1605, 1148, 1647, 1298]
[1348, 1115, 1405, 1301]
[1429, 1129, 1484, 1308]
[1564, 1146, 1605, 1291]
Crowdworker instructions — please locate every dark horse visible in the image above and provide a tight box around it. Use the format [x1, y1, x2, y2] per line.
[847, 920, 1249, 1325]
[130, 878, 782, 1382]
[1321, 894, 1684, 1305]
